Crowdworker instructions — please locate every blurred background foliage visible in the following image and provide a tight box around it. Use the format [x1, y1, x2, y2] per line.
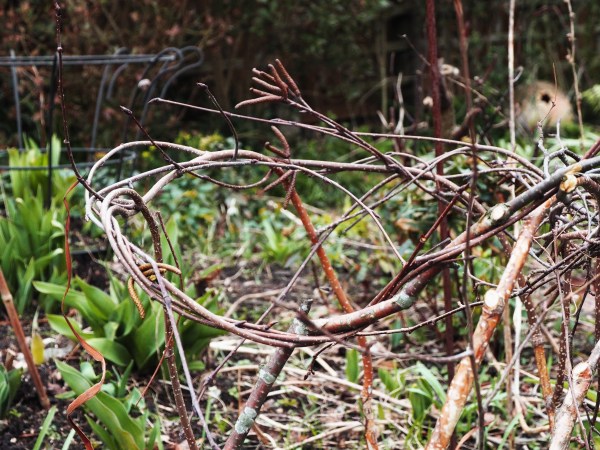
[1, 0, 599, 150]
[1, 0, 599, 304]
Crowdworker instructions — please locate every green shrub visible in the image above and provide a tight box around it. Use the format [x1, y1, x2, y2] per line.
[0, 138, 74, 313]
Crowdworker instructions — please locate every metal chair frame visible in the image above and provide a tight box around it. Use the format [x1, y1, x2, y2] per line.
[0, 47, 203, 204]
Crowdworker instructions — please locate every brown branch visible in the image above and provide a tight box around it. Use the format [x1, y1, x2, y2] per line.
[284, 175, 379, 448]
[223, 303, 311, 450]
[425, 199, 552, 450]
[549, 337, 600, 449]
[79, 51, 600, 450]
[0, 270, 50, 410]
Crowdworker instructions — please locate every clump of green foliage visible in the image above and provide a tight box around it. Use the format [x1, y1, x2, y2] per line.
[56, 360, 162, 450]
[0, 137, 72, 313]
[36, 268, 224, 372]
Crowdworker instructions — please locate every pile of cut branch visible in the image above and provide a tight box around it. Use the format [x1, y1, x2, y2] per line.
[70, 59, 600, 449]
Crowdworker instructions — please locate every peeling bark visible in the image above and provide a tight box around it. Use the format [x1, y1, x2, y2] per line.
[425, 200, 552, 450]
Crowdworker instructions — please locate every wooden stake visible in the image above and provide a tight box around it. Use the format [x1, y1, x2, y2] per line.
[0, 269, 50, 409]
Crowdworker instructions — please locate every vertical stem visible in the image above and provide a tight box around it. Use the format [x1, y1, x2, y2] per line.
[452, 1, 486, 446]
[426, 0, 455, 387]
[0, 269, 50, 410]
[288, 187, 378, 448]
[164, 320, 198, 450]
[564, 0, 585, 152]
[506, 4, 518, 445]
[508, 0, 517, 155]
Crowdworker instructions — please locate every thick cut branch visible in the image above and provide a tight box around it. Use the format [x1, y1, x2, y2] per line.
[223, 319, 306, 450]
[549, 336, 600, 449]
[425, 199, 552, 450]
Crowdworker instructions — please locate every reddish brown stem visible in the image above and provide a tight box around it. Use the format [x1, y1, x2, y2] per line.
[286, 183, 379, 449]
[426, 0, 455, 383]
[0, 269, 50, 410]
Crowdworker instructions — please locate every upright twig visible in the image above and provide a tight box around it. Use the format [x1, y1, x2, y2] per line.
[452, 1, 486, 447]
[506, 1, 518, 444]
[426, 0, 456, 396]
[0, 269, 50, 410]
[564, 0, 585, 152]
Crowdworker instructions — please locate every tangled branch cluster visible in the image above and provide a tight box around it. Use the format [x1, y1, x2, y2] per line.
[81, 61, 600, 449]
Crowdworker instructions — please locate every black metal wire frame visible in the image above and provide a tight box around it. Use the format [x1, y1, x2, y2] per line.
[0, 47, 204, 205]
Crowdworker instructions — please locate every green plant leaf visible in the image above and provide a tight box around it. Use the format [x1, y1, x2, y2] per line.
[46, 314, 94, 341]
[80, 362, 97, 381]
[33, 248, 64, 274]
[34, 280, 104, 332]
[51, 134, 62, 168]
[56, 361, 144, 450]
[147, 419, 162, 450]
[87, 417, 119, 449]
[15, 258, 36, 314]
[116, 362, 135, 399]
[497, 415, 519, 449]
[378, 368, 400, 396]
[61, 429, 76, 450]
[32, 405, 57, 450]
[180, 312, 225, 357]
[187, 360, 206, 372]
[0, 365, 22, 418]
[110, 298, 140, 336]
[103, 322, 120, 341]
[345, 348, 359, 384]
[33, 281, 86, 309]
[408, 386, 431, 422]
[194, 262, 224, 280]
[76, 278, 117, 319]
[85, 338, 132, 367]
[131, 307, 165, 370]
[0, 365, 22, 419]
[415, 363, 446, 405]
